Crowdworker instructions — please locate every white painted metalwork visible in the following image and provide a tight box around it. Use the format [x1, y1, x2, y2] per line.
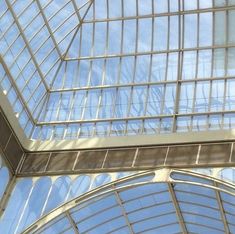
[1, 0, 235, 143]
[20, 168, 235, 234]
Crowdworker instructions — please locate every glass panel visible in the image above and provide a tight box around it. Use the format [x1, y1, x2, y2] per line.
[16, 177, 52, 233]
[44, 176, 71, 215]
[184, 14, 197, 48]
[91, 174, 111, 189]
[68, 175, 91, 199]
[182, 51, 196, 80]
[214, 11, 226, 45]
[213, 49, 225, 77]
[197, 50, 212, 78]
[228, 10, 235, 44]
[36, 215, 71, 234]
[171, 172, 213, 185]
[2, 0, 235, 140]
[153, 17, 168, 51]
[0, 179, 33, 233]
[194, 82, 210, 112]
[129, 86, 147, 117]
[179, 82, 194, 113]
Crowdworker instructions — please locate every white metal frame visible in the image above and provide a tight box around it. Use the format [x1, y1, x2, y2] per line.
[22, 168, 235, 234]
[1, 0, 235, 151]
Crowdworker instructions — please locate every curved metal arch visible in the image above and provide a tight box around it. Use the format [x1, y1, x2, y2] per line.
[22, 169, 235, 234]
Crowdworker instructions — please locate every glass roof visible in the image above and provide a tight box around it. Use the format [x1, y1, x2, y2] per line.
[1, 0, 235, 140]
[2, 161, 235, 234]
[22, 169, 235, 234]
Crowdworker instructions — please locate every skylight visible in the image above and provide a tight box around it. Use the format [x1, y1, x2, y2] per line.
[1, 0, 235, 140]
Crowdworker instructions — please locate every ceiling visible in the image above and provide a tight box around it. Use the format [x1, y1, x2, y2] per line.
[1, 0, 235, 142]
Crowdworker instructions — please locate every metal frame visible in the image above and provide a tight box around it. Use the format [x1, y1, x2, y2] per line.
[4, 0, 50, 92]
[0, 55, 36, 125]
[1, 74, 235, 152]
[214, 181, 230, 233]
[21, 168, 235, 234]
[1, 1, 235, 144]
[1, 2, 235, 234]
[168, 183, 187, 234]
[66, 211, 79, 234]
[0, 151, 14, 217]
[34, 0, 63, 58]
[113, 190, 135, 234]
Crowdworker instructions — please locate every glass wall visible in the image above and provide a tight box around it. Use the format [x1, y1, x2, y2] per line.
[17, 168, 235, 234]
[1, 167, 235, 233]
[0, 171, 136, 233]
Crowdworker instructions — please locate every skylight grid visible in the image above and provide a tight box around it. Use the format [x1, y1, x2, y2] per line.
[0, 0, 92, 135]
[0, 1, 49, 119]
[0, 62, 35, 136]
[2, 0, 235, 140]
[38, 0, 80, 55]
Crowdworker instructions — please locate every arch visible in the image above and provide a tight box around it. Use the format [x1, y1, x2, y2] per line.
[22, 169, 235, 234]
